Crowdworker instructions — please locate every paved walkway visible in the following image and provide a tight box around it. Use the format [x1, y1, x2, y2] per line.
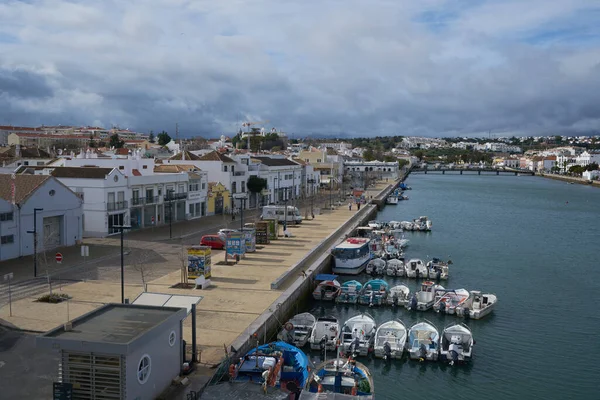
[0, 182, 389, 368]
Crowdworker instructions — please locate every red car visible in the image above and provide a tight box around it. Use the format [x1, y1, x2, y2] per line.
[200, 234, 226, 249]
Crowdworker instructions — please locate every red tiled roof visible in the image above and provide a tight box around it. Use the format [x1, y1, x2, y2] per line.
[0, 126, 43, 132]
[12, 133, 91, 139]
[132, 169, 142, 176]
[115, 148, 129, 155]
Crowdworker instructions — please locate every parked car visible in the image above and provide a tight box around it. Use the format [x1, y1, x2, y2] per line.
[200, 235, 226, 249]
[218, 228, 240, 238]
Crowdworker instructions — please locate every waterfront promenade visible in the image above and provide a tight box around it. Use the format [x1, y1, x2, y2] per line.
[0, 183, 390, 372]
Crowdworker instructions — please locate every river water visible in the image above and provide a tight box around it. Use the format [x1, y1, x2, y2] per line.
[307, 173, 600, 400]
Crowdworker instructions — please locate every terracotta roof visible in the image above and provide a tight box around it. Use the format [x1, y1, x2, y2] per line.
[0, 146, 52, 159]
[326, 148, 338, 155]
[197, 150, 234, 163]
[47, 167, 115, 179]
[0, 174, 50, 205]
[168, 150, 202, 161]
[115, 148, 129, 155]
[154, 164, 198, 173]
[132, 169, 142, 176]
[11, 133, 91, 139]
[0, 126, 43, 132]
[188, 172, 202, 180]
[251, 156, 299, 167]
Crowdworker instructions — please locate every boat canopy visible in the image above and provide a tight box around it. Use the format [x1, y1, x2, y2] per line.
[315, 274, 339, 281]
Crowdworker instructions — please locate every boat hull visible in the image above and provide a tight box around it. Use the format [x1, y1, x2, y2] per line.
[332, 254, 370, 275]
[408, 349, 438, 361]
[374, 347, 403, 359]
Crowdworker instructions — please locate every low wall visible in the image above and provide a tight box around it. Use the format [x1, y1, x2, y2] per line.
[228, 204, 377, 359]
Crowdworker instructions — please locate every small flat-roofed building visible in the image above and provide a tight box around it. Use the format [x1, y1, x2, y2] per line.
[36, 303, 187, 400]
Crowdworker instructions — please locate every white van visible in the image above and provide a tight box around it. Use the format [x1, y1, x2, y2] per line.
[260, 205, 303, 224]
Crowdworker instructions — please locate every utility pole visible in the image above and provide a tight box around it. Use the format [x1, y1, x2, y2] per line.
[167, 189, 174, 239]
[27, 208, 44, 278]
[114, 224, 132, 303]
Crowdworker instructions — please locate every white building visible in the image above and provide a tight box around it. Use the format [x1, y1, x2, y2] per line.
[0, 174, 83, 261]
[344, 161, 400, 180]
[250, 156, 303, 204]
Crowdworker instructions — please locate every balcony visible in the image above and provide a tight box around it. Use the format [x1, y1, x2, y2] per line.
[164, 192, 188, 201]
[107, 201, 129, 211]
[131, 197, 144, 206]
[145, 196, 159, 205]
[233, 171, 246, 176]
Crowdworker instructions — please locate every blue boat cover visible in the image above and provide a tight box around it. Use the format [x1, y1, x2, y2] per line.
[315, 274, 338, 281]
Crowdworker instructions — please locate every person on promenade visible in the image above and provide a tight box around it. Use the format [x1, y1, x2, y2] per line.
[348, 202, 352, 211]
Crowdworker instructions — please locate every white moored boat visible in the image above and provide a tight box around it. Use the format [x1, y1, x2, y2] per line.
[433, 288, 470, 315]
[407, 320, 439, 361]
[426, 258, 450, 280]
[312, 278, 341, 301]
[405, 259, 427, 278]
[366, 258, 386, 275]
[387, 284, 411, 307]
[386, 258, 404, 277]
[456, 291, 497, 319]
[386, 196, 399, 205]
[277, 312, 316, 347]
[374, 319, 408, 360]
[440, 323, 474, 365]
[339, 313, 377, 357]
[332, 238, 371, 275]
[309, 316, 340, 351]
[409, 281, 444, 311]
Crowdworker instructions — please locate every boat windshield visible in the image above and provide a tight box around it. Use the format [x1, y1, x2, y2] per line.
[333, 246, 369, 259]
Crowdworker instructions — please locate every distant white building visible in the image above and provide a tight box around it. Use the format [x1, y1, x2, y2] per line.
[344, 161, 400, 180]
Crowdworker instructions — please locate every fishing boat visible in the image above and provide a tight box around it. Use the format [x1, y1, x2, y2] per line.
[365, 258, 386, 275]
[409, 281, 444, 311]
[383, 241, 402, 259]
[332, 238, 371, 275]
[433, 289, 470, 315]
[302, 357, 374, 398]
[407, 320, 439, 361]
[367, 221, 382, 229]
[401, 216, 432, 231]
[439, 323, 474, 365]
[426, 258, 450, 280]
[358, 279, 389, 307]
[456, 291, 497, 319]
[232, 341, 310, 391]
[336, 281, 363, 305]
[312, 275, 342, 301]
[387, 284, 411, 307]
[405, 259, 427, 278]
[309, 316, 340, 351]
[385, 258, 404, 277]
[374, 319, 408, 360]
[277, 313, 316, 347]
[399, 182, 411, 190]
[339, 313, 377, 357]
[386, 196, 399, 205]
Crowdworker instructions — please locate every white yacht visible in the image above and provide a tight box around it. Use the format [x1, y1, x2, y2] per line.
[332, 238, 371, 275]
[374, 320, 407, 360]
[407, 320, 439, 361]
[309, 316, 340, 351]
[456, 291, 497, 319]
[339, 313, 377, 357]
[277, 313, 316, 347]
[440, 323, 474, 365]
[405, 259, 427, 278]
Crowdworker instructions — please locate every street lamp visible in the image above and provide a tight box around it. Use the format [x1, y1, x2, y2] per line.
[26, 207, 43, 277]
[233, 193, 248, 230]
[113, 224, 132, 303]
[166, 189, 174, 239]
[307, 178, 316, 219]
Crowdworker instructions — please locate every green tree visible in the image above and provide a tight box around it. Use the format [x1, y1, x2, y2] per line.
[363, 149, 376, 161]
[585, 162, 599, 171]
[247, 176, 268, 193]
[413, 150, 424, 161]
[398, 159, 409, 168]
[383, 155, 396, 162]
[148, 131, 155, 143]
[109, 134, 124, 148]
[157, 131, 171, 146]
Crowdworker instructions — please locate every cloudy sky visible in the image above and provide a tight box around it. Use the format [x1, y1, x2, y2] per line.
[1, 0, 600, 137]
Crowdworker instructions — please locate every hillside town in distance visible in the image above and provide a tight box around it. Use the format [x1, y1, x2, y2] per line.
[0, 123, 599, 263]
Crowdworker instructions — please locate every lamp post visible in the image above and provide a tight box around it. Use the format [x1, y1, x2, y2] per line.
[166, 189, 174, 239]
[283, 187, 288, 231]
[26, 207, 43, 278]
[307, 178, 315, 218]
[113, 224, 131, 303]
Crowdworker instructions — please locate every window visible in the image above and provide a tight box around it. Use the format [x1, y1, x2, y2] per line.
[49, 189, 55, 196]
[1, 235, 14, 245]
[241, 181, 246, 193]
[201, 183, 206, 190]
[37, 161, 45, 166]
[317, 159, 322, 162]
[137, 355, 151, 384]
[189, 204, 194, 215]
[169, 331, 177, 347]
[223, 165, 228, 172]
[231, 166, 235, 174]
[142, 165, 148, 169]
[145, 189, 154, 200]
[232, 182, 237, 194]
[0, 212, 13, 221]
[23, 161, 29, 166]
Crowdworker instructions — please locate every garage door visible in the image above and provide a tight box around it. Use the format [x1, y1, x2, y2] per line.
[43, 216, 62, 248]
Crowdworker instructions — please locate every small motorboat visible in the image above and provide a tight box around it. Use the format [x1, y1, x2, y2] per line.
[367, 220, 382, 229]
[399, 182, 411, 190]
[339, 313, 377, 357]
[433, 289, 470, 315]
[358, 279, 389, 307]
[440, 323, 474, 365]
[456, 291, 497, 319]
[409, 281, 444, 311]
[426, 258, 450, 280]
[405, 259, 427, 279]
[232, 341, 310, 391]
[336, 280, 363, 305]
[302, 357, 374, 398]
[407, 320, 439, 361]
[383, 242, 402, 259]
[385, 258, 404, 277]
[277, 313, 316, 347]
[387, 284, 411, 307]
[388, 221, 402, 229]
[312, 279, 341, 301]
[366, 258, 386, 275]
[386, 196, 399, 205]
[309, 316, 340, 351]
[374, 319, 408, 360]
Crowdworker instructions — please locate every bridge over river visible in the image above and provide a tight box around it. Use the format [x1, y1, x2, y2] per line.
[410, 167, 535, 176]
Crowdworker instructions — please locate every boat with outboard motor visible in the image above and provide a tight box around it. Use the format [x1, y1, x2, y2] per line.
[456, 291, 497, 319]
[231, 341, 310, 392]
[312, 275, 342, 301]
[401, 216, 432, 231]
[336, 281, 363, 305]
[407, 320, 439, 361]
[385, 258, 404, 277]
[332, 238, 371, 275]
[358, 279, 389, 307]
[426, 258, 450, 280]
[302, 357, 374, 399]
[339, 313, 377, 357]
[405, 258, 427, 278]
[387, 284, 411, 307]
[365, 258, 386, 275]
[439, 323, 474, 365]
[409, 281, 445, 311]
[433, 289, 470, 315]
[386, 196, 399, 205]
[373, 319, 407, 360]
[277, 313, 316, 347]
[309, 316, 340, 351]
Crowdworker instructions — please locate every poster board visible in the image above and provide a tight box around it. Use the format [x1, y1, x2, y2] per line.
[225, 232, 246, 262]
[187, 246, 212, 279]
[242, 228, 256, 252]
[266, 219, 278, 240]
[255, 222, 270, 244]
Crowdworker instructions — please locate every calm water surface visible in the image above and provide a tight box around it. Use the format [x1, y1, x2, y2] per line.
[307, 174, 600, 400]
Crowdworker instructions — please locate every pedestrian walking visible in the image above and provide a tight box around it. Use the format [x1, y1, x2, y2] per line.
[348, 202, 352, 211]
[357, 202, 361, 211]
